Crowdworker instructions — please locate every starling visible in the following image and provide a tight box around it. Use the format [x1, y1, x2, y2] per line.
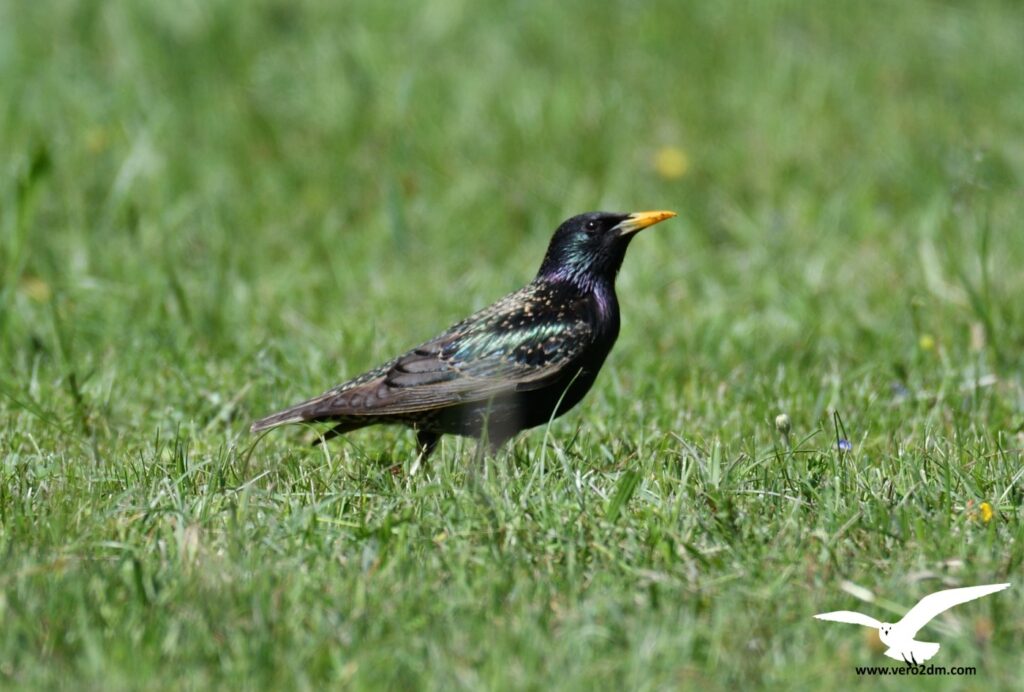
[251, 210, 676, 458]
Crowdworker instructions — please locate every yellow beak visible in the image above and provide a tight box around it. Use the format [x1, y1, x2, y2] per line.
[615, 210, 677, 236]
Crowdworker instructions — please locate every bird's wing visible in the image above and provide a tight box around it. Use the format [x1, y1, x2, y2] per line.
[253, 284, 598, 426]
[897, 583, 1010, 637]
[813, 611, 882, 628]
[338, 312, 594, 415]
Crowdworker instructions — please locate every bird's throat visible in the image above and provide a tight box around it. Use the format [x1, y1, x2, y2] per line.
[591, 280, 618, 324]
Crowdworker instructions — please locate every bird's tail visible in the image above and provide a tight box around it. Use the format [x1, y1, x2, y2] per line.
[250, 393, 336, 433]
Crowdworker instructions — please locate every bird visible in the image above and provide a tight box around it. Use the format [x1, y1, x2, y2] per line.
[814, 582, 1011, 665]
[251, 210, 677, 458]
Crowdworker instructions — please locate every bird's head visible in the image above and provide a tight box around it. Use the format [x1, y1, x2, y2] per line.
[880, 624, 892, 635]
[537, 210, 676, 287]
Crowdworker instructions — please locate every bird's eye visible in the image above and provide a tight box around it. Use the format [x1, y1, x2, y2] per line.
[584, 220, 598, 233]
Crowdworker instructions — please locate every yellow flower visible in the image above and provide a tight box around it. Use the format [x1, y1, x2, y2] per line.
[85, 127, 108, 154]
[979, 502, 993, 523]
[20, 276, 51, 302]
[654, 146, 690, 180]
[918, 334, 935, 351]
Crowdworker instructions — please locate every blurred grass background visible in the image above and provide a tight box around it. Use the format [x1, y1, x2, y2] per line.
[1, 0, 1023, 688]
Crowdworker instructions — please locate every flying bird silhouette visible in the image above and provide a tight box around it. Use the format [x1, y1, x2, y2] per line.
[251, 210, 677, 457]
[814, 583, 1010, 665]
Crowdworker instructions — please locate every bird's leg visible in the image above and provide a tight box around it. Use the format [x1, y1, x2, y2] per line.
[910, 652, 918, 667]
[487, 434, 510, 456]
[311, 423, 348, 447]
[471, 429, 510, 475]
[472, 438, 488, 474]
[416, 430, 440, 459]
[410, 430, 439, 475]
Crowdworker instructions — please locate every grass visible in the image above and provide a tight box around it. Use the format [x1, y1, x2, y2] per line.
[2, 0, 1023, 688]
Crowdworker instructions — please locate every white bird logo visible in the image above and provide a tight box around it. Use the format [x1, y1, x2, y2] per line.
[814, 583, 1010, 665]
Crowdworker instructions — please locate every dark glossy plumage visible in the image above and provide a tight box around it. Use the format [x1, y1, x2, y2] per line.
[251, 210, 676, 457]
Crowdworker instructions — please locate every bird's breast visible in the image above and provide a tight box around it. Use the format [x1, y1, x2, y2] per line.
[590, 283, 620, 340]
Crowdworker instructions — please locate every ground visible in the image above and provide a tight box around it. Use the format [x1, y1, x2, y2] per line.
[1, 1, 1022, 689]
